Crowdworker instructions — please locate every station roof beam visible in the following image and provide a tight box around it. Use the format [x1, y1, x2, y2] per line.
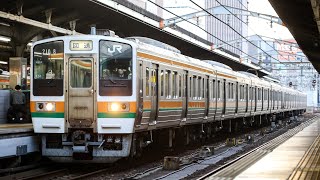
[160, 5, 284, 29]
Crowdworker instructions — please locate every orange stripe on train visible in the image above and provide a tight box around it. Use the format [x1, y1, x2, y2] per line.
[30, 101, 64, 112]
[98, 102, 136, 113]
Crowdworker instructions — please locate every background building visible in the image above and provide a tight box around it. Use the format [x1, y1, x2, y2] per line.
[205, 0, 248, 56]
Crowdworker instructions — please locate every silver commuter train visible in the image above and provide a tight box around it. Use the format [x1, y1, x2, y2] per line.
[30, 35, 307, 162]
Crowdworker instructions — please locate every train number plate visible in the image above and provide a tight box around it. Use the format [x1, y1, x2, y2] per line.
[16, 145, 27, 156]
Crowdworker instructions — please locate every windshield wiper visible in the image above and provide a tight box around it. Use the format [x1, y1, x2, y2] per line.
[48, 78, 55, 84]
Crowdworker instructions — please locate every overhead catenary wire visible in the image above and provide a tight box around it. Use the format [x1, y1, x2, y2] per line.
[190, 0, 284, 64]
[233, 0, 290, 61]
[146, 0, 265, 64]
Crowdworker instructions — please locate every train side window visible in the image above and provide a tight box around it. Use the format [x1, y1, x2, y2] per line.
[227, 82, 230, 99]
[217, 80, 220, 99]
[160, 70, 164, 97]
[212, 80, 216, 99]
[202, 78, 205, 98]
[240, 85, 242, 100]
[231, 83, 234, 99]
[189, 76, 192, 98]
[172, 72, 177, 99]
[198, 77, 202, 99]
[243, 85, 245, 100]
[193, 76, 197, 99]
[146, 67, 150, 97]
[165, 70, 170, 99]
[179, 74, 182, 98]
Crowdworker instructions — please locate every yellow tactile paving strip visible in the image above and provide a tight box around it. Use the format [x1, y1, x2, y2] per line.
[0, 123, 33, 135]
[235, 118, 320, 180]
[289, 135, 320, 180]
[0, 123, 33, 128]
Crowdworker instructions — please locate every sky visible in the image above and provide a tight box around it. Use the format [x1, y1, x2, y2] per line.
[160, 0, 294, 41]
[247, 0, 293, 40]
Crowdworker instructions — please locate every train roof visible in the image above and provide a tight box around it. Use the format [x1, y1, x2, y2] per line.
[126, 36, 181, 54]
[202, 60, 233, 70]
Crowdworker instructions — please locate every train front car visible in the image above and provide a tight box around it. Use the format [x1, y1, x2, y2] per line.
[31, 36, 137, 162]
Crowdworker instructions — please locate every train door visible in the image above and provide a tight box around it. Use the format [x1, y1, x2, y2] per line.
[136, 60, 143, 125]
[149, 63, 159, 123]
[181, 70, 188, 120]
[67, 57, 95, 128]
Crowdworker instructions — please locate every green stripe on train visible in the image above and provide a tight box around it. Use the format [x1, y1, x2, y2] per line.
[31, 112, 64, 118]
[98, 113, 136, 118]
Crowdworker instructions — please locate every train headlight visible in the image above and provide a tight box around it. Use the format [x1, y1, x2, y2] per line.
[110, 103, 120, 111]
[108, 102, 129, 112]
[45, 103, 55, 111]
[36, 102, 56, 112]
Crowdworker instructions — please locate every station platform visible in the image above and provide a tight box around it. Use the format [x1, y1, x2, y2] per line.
[0, 123, 39, 159]
[0, 123, 33, 135]
[234, 118, 320, 180]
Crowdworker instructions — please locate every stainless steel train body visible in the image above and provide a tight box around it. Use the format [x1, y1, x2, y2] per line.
[31, 35, 307, 162]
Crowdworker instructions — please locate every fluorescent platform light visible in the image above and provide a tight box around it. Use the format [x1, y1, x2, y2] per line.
[0, 36, 10, 42]
[0, 61, 8, 64]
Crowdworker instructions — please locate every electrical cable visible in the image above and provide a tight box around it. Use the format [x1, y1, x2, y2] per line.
[191, 0, 284, 63]
[234, 0, 290, 61]
[146, 0, 264, 64]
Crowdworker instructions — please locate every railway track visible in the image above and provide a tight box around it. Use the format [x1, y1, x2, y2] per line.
[0, 164, 111, 180]
[1, 115, 314, 180]
[197, 116, 318, 180]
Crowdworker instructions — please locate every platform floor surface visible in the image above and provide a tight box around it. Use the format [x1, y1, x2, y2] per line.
[0, 123, 33, 135]
[235, 120, 320, 180]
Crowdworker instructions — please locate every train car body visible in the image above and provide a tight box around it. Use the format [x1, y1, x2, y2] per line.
[30, 35, 307, 163]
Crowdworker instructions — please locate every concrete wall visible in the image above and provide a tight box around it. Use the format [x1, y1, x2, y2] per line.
[0, 90, 10, 123]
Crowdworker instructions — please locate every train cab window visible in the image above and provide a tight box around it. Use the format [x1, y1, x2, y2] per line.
[99, 41, 132, 96]
[33, 40, 64, 96]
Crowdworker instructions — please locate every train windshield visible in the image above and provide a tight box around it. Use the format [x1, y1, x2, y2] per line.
[99, 41, 132, 96]
[32, 41, 64, 96]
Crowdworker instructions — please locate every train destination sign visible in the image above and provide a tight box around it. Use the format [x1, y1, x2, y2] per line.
[70, 40, 93, 51]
